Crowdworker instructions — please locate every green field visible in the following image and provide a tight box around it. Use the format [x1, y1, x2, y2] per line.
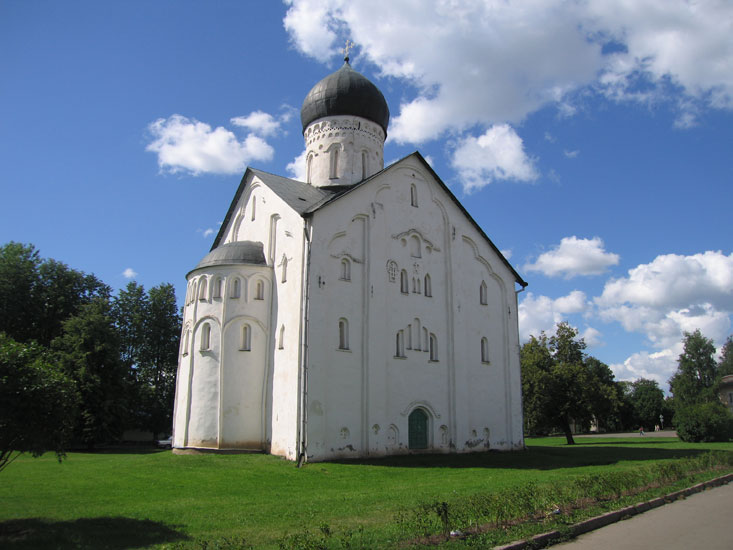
[1, 437, 732, 549]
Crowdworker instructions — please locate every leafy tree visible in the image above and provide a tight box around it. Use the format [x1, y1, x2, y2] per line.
[139, 283, 181, 439]
[674, 402, 733, 442]
[53, 298, 129, 447]
[669, 330, 718, 406]
[718, 336, 733, 378]
[0, 242, 41, 342]
[629, 378, 665, 430]
[0, 334, 78, 472]
[112, 282, 181, 439]
[585, 357, 622, 432]
[0, 242, 108, 346]
[521, 322, 618, 444]
[35, 258, 109, 346]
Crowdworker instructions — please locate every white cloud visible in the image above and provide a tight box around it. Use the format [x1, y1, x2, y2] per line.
[286, 149, 308, 181]
[451, 124, 538, 191]
[525, 236, 620, 279]
[610, 347, 679, 386]
[581, 326, 604, 348]
[283, 0, 733, 145]
[231, 111, 282, 137]
[146, 114, 274, 176]
[564, 149, 579, 159]
[122, 268, 137, 279]
[518, 290, 590, 341]
[202, 228, 215, 238]
[500, 249, 512, 260]
[597, 251, 733, 351]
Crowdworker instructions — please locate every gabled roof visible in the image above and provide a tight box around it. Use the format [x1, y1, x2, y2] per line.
[211, 167, 340, 248]
[211, 154, 527, 288]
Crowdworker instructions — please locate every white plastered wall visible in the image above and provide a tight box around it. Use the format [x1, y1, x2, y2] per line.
[304, 156, 524, 460]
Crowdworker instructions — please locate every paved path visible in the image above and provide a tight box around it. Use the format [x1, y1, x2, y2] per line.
[575, 430, 677, 439]
[550, 481, 733, 550]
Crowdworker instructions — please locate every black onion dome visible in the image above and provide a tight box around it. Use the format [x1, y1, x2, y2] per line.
[300, 60, 390, 135]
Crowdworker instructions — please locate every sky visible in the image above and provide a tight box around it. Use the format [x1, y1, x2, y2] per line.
[1, 0, 732, 391]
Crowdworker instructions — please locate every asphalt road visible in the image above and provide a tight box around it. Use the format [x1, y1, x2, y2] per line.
[551, 481, 733, 550]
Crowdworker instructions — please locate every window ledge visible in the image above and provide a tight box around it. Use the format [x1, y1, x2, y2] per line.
[394, 355, 407, 360]
[337, 348, 352, 353]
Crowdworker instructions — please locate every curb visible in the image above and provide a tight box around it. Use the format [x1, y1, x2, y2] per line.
[494, 472, 733, 550]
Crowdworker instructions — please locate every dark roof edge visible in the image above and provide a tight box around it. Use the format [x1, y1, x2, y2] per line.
[308, 152, 528, 288]
[211, 168, 254, 251]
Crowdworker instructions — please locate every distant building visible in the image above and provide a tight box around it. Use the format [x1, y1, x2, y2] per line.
[719, 374, 733, 414]
[171, 57, 527, 461]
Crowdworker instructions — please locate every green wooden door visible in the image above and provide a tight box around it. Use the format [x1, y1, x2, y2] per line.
[408, 409, 428, 449]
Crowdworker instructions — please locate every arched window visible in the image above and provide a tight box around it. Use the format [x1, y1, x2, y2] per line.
[480, 281, 488, 305]
[200, 323, 211, 351]
[278, 325, 285, 350]
[241, 324, 251, 351]
[340, 258, 351, 281]
[198, 278, 208, 301]
[395, 330, 405, 357]
[423, 327, 429, 352]
[306, 154, 314, 184]
[414, 319, 421, 351]
[230, 278, 241, 299]
[424, 274, 432, 297]
[400, 270, 409, 294]
[329, 146, 339, 179]
[281, 256, 288, 283]
[481, 337, 489, 363]
[255, 280, 264, 300]
[429, 333, 438, 361]
[361, 150, 368, 180]
[338, 318, 349, 350]
[406, 324, 412, 350]
[213, 277, 223, 299]
[251, 196, 256, 221]
[410, 183, 418, 207]
[410, 235, 421, 258]
[183, 330, 190, 356]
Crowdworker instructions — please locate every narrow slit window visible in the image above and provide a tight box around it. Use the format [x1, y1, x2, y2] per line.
[183, 330, 190, 356]
[198, 278, 208, 301]
[338, 318, 349, 350]
[481, 337, 489, 363]
[410, 183, 418, 207]
[480, 281, 488, 305]
[241, 324, 251, 351]
[424, 274, 432, 297]
[278, 325, 285, 350]
[400, 270, 409, 294]
[329, 147, 339, 179]
[230, 278, 241, 299]
[213, 277, 223, 299]
[255, 280, 264, 300]
[251, 196, 256, 221]
[281, 257, 288, 283]
[429, 333, 438, 361]
[396, 330, 405, 357]
[200, 323, 211, 351]
[340, 258, 351, 281]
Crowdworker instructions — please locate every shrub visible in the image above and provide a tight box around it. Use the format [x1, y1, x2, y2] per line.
[674, 402, 733, 442]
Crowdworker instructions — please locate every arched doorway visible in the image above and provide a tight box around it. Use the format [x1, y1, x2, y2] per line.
[408, 409, 429, 450]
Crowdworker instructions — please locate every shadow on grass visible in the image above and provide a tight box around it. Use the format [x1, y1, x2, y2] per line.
[328, 445, 715, 470]
[0, 517, 187, 550]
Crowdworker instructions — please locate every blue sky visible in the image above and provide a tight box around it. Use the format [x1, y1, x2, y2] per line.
[2, 1, 731, 389]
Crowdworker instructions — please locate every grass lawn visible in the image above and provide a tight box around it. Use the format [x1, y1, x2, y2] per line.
[1, 436, 732, 549]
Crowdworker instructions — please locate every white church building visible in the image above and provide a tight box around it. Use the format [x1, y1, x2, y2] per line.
[172, 57, 527, 461]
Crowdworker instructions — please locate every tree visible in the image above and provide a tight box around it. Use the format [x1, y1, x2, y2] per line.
[0, 242, 109, 347]
[629, 378, 665, 430]
[0, 243, 41, 342]
[0, 334, 78, 472]
[139, 284, 181, 439]
[521, 322, 618, 444]
[718, 336, 733, 378]
[112, 282, 181, 439]
[53, 298, 129, 447]
[669, 330, 718, 406]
